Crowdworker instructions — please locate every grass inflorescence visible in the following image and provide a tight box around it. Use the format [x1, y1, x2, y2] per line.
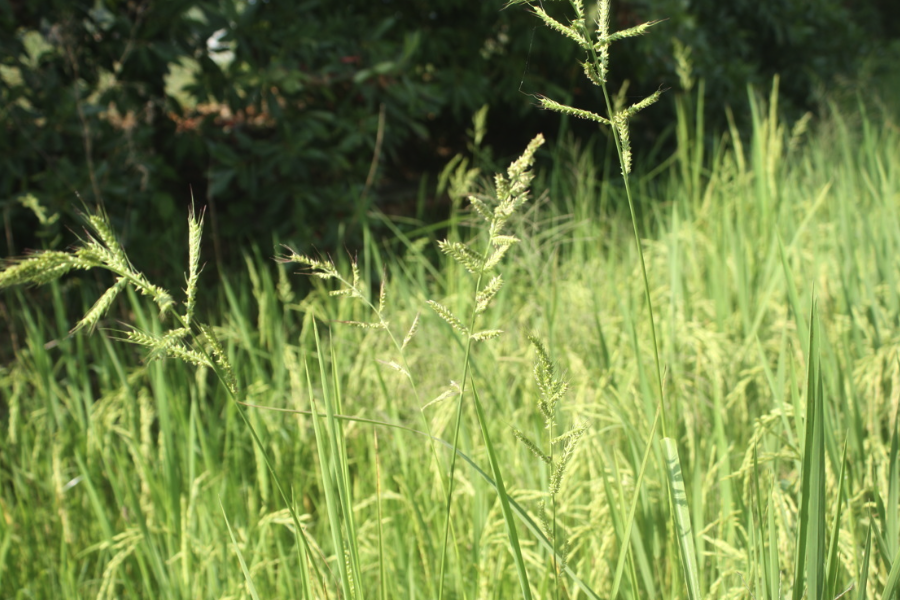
[2, 1, 900, 599]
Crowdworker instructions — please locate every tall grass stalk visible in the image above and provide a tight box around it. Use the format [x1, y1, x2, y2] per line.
[507, 0, 705, 596]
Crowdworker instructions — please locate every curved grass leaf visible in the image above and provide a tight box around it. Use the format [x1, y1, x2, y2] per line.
[220, 497, 262, 600]
[661, 437, 701, 600]
[471, 383, 532, 600]
[857, 520, 872, 600]
[792, 299, 825, 600]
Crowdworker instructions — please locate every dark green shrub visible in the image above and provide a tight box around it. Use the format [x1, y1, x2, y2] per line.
[0, 0, 892, 270]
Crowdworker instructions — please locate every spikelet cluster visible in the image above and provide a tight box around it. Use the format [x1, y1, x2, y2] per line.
[0, 250, 95, 288]
[0, 202, 238, 393]
[279, 251, 412, 336]
[96, 529, 142, 600]
[123, 327, 208, 368]
[429, 134, 544, 341]
[184, 204, 205, 323]
[509, 0, 661, 174]
[280, 246, 426, 384]
[279, 250, 342, 282]
[279, 249, 387, 318]
[199, 324, 239, 395]
[0, 207, 185, 329]
[18, 193, 59, 226]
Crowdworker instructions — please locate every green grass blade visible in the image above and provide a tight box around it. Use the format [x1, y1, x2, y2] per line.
[887, 407, 899, 558]
[749, 440, 778, 600]
[196, 326, 315, 596]
[609, 469, 639, 599]
[767, 484, 779, 600]
[374, 431, 389, 600]
[602, 449, 650, 597]
[807, 356, 827, 600]
[219, 497, 262, 600]
[470, 383, 532, 600]
[661, 437, 701, 600]
[792, 298, 823, 600]
[328, 343, 365, 596]
[825, 437, 848, 599]
[305, 325, 354, 599]
[883, 543, 900, 600]
[778, 235, 808, 354]
[857, 520, 872, 600]
[885, 408, 900, 600]
[452, 442, 601, 599]
[73, 451, 114, 542]
[611, 406, 661, 600]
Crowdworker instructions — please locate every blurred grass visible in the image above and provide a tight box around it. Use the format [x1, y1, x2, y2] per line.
[2, 80, 900, 598]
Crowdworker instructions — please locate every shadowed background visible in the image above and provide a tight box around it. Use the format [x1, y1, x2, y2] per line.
[2, 0, 898, 271]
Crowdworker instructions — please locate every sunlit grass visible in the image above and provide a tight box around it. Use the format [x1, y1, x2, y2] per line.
[2, 26, 900, 600]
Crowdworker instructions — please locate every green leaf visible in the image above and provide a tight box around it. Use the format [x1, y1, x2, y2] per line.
[857, 520, 872, 600]
[471, 384, 532, 600]
[661, 437, 702, 600]
[887, 407, 899, 558]
[611, 406, 661, 600]
[792, 299, 825, 600]
[220, 497, 262, 600]
[883, 543, 900, 600]
[824, 438, 848, 600]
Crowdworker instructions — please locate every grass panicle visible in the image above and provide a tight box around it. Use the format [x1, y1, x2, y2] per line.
[432, 133, 544, 600]
[515, 336, 589, 597]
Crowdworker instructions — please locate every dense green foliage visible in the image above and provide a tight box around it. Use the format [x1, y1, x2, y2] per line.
[2, 0, 895, 267]
[3, 75, 900, 598]
[4, 2, 900, 598]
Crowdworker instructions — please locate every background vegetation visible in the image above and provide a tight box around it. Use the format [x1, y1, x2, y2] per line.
[2, 0, 898, 267]
[3, 1, 900, 598]
[3, 77, 900, 598]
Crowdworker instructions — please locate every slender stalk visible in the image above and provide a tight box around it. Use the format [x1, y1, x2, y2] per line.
[580, 15, 668, 438]
[549, 416, 561, 600]
[437, 247, 490, 600]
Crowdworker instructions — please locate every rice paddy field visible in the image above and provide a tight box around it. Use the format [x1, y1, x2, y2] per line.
[2, 51, 900, 600]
